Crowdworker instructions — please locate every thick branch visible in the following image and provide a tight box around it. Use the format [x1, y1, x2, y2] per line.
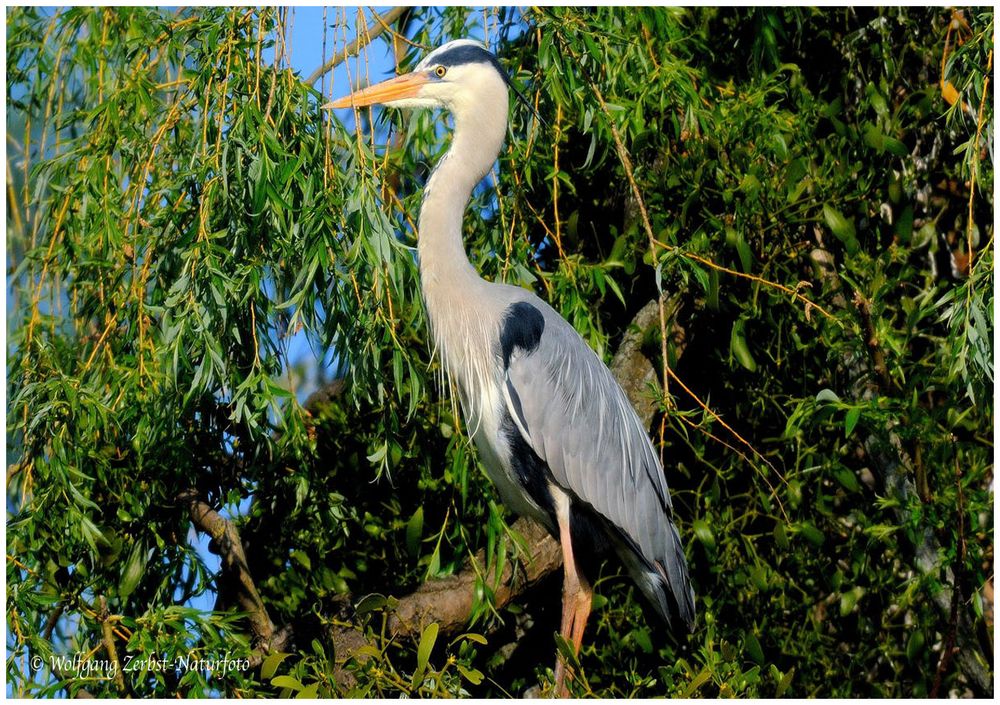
[178, 490, 276, 649]
[388, 516, 561, 639]
[248, 624, 294, 670]
[321, 518, 561, 687]
[304, 7, 408, 86]
[611, 297, 686, 428]
[42, 604, 64, 641]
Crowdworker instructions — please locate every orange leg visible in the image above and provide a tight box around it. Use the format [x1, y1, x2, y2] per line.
[552, 487, 593, 697]
[570, 577, 593, 655]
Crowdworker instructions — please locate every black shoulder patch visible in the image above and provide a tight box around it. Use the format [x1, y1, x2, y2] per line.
[499, 302, 545, 368]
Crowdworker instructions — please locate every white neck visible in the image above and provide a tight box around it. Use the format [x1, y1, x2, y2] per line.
[415, 72, 509, 424]
[416, 78, 508, 295]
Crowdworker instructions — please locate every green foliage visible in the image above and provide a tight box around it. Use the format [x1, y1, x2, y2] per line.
[7, 6, 993, 698]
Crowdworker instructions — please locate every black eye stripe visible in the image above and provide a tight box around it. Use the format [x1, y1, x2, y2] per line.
[426, 42, 544, 126]
[432, 43, 497, 69]
[430, 45, 515, 94]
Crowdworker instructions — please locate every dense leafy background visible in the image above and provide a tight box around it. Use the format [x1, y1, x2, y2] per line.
[6, 6, 993, 697]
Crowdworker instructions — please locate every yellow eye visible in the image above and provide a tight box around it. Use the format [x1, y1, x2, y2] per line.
[434, 65, 447, 78]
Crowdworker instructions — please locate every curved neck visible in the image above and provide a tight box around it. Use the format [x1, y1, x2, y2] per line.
[417, 98, 507, 293]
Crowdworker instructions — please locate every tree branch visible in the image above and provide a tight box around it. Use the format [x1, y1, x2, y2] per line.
[177, 489, 276, 649]
[97, 596, 125, 694]
[248, 624, 295, 670]
[318, 516, 561, 688]
[304, 7, 408, 86]
[611, 297, 685, 428]
[41, 604, 64, 641]
[930, 459, 968, 697]
[388, 516, 561, 639]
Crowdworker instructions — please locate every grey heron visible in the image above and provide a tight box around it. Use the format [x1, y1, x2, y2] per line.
[327, 39, 695, 695]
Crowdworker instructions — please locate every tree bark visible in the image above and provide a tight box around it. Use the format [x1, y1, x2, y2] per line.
[178, 489, 276, 650]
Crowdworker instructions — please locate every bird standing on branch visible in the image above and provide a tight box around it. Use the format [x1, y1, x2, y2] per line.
[326, 39, 695, 696]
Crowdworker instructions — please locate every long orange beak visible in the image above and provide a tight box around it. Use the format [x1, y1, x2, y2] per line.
[322, 72, 427, 109]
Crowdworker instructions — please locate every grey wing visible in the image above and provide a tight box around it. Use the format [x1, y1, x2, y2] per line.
[502, 300, 695, 630]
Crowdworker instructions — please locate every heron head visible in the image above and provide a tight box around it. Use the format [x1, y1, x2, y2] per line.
[324, 39, 516, 116]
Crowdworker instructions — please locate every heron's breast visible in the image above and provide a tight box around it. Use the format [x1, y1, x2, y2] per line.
[459, 377, 551, 527]
[427, 297, 552, 525]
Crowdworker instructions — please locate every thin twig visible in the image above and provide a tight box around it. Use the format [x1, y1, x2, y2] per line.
[557, 37, 673, 414]
[666, 365, 788, 521]
[370, 7, 427, 52]
[965, 48, 992, 274]
[304, 7, 407, 86]
[550, 103, 567, 263]
[653, 238, 839, 324]
[930, 458, 968, 697]
[851, 291, 892, 391]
